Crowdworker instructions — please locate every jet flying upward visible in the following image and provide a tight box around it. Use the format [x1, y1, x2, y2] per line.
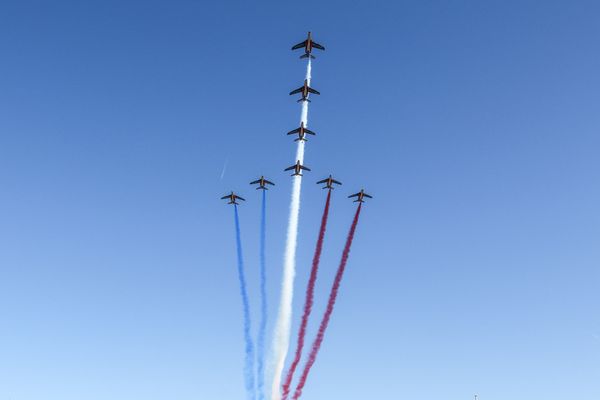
[221, 192, 246, 205]
[291, 31, 325, 59]
[289, 79, 320, 102]
[285, 160, 311, 177]
[317, 175, 342, 190]
[287, 122, 316, 142]
[348, 189, 372, 203]
[250, 176, 275, 190]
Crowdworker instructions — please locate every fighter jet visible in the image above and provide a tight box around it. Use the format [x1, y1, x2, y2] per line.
[317, 175, 342, 190]
[284, 160, 311, 176]
[348, 189, 372, 203]
[291, 32, 325, 59]
[221, 191, 245, 205]
[287, 122, 316, 142]
[289, 79, 320, 102]
[250, 176, 275, 190]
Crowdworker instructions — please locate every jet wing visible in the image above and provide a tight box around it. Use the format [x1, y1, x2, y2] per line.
[291, 40, 307, 50]
[312, 41, 325, 50]
[221, 195, 230, 199]
[316, 178, 328, 184]
[265, 180, 275, 186]
[284, 165, 295, 171]
[363, 193, 372, 198]
[299, 165, 311, 171]
[304, 128, 316, 135]
[307, 87, 320, 95]
[289, 87, 303, 95]
[348, 193, 359, 198]
[236, 196, 246, 201]
[249, 179, 261, 185]
[286, 127, 301, 135]
[332, 179, 342, 185]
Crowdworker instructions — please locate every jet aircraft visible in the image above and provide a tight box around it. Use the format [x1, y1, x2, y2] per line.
[289, 79, 320, 102]
[317, 175, 342, 190]
[287, 122, 316, 142]
[221, 192, 245, 205]
[348, 189, 373, 203]
[284, 160, 311, 176]
[250, 176, 275, 190]
[291, 32, 325, 59]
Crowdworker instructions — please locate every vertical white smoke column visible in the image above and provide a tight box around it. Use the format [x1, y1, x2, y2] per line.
[269, 59, 312, 400]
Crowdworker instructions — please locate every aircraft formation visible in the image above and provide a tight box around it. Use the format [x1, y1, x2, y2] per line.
[221, 32, 372, 400]
[220, 32, 372, 206]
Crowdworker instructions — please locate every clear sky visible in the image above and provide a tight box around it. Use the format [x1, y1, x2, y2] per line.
[0, 1, 599, 399]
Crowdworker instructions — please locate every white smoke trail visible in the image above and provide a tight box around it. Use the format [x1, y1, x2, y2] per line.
[269, 59, 312, 400]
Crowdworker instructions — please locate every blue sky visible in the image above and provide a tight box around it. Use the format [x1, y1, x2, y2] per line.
[1, 1, 599, 399]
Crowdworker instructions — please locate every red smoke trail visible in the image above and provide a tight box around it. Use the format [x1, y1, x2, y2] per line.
[281, 190, 332, 400]
[292, 203, 362, 400]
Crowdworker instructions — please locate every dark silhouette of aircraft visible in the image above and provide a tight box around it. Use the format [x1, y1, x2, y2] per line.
[348, 189, 372, 203]
[287, 122, 316, 142]
[221, 192, 245, 205]
[285, 161, 311, 176]
[291, 32, 325, 59]
[289, 79, 320, 102]
[317, 175, 342, 190]
[250, 176, 275, 190]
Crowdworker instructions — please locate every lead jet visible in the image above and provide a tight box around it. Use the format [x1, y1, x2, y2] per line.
[250, 176, 275, 190]
[348, 189, 373, 203]
[285, 160, 311, 176]
[287, 122, 316, 142]
[289, 79, 320, 102]
[291, 31, 325, 59]
[221, 191, 245, 205]
[317, 175, 342, 190]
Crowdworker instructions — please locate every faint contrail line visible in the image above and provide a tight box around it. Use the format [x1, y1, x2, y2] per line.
[270, 58, 312, 400]
[220, 156, 229, 180]
[292, 204, 362, 400]
[281, 190, 332, 400]
[233, 205, 256, 400]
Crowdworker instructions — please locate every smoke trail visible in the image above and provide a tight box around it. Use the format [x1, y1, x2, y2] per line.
[270, 58, 312, 400]
[257, 190, 268, 400]
[233, 205, 256, 400]
[292, 204, 363, 400]
[220, 156, 229, 180]
[281, 190, 332, 400]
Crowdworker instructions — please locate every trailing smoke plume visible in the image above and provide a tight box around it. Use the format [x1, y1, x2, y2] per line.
[269, 59, 312, 400]
[282, 190, 332, 400]
[257, 190, 268, 400]
[292, 204, 363, 400]
[233, 205, 256, 400]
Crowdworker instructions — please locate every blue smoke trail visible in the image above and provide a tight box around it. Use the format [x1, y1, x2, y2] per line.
[257, 190, 268, 400]
[233, 205, 256, 400]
